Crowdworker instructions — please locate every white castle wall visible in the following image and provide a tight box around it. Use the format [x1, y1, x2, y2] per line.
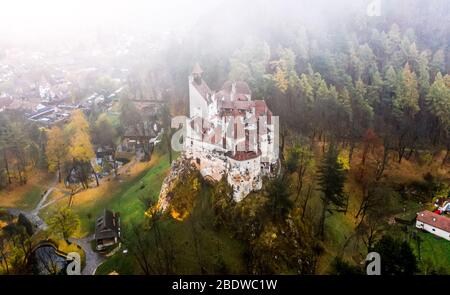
[227, 156, 262, 202]
[188, 76, 209, 118]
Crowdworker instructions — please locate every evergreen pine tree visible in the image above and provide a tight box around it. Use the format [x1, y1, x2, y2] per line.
[317, 144, 347, 239]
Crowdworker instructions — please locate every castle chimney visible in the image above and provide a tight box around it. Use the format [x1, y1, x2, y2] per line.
[231, 82, 236, 100]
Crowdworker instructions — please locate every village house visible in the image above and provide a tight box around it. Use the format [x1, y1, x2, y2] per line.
[184, 64, 278, 201]
[94, 210, 121, 251]
[95, 146, 119, 176]
[39, 78, 72, 104]
[26, 104, 71, 126]
[121, 121, 160, 161]
[416, 210, 450, 241]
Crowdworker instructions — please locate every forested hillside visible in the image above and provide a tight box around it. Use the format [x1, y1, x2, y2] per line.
[0, 0, 449, 275]
[165, 0, 449, 163]
[151, 0, 450, 274]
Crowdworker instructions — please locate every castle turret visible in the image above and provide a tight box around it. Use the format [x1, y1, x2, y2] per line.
[192, 63, 203, 85]
[189, 63, 211, 118]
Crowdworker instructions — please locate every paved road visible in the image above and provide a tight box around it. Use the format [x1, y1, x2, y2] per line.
[69, 235, 105, 275]
[31, 178, 57, 215]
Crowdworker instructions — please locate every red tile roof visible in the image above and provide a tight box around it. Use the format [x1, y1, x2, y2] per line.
[417, 210, 450, 232]
[221, 81, 251, 95]
[217, 99, 272, 122]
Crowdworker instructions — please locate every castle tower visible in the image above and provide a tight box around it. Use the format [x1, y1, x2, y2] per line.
[189, 63, 211, 118]
[191, 63, 203, 84]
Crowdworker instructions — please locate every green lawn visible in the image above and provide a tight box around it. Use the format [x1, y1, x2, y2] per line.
[412, 231, 450, 274]
[96, 176, 246, 275]
[17, 186, 44, 211]
[325, 212, 355, 249]
[37, 151, 186, 274]
[74, 153, 172, 235]
[389, 200, 450, 274]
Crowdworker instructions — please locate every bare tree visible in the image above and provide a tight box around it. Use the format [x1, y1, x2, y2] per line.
[356, 218, 383, 253]
[35, 247, 63, 275]
[355, 185, 381, 227]
[129, 224, 154, 275]
[301, 184, 314, 222]
[0, 238, 10, 274]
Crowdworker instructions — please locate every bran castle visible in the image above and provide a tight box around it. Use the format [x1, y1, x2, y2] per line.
[184, 64, 278, 201]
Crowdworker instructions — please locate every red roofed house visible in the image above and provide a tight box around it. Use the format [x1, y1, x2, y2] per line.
[416, 210, 450, 241]
[185, 63, 278, 201]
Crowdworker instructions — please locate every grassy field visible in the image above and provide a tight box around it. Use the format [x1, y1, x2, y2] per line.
[75, 153, 172, 235]
[38, 152, 172, 238]
[32, 143, 450, 275]
[0, 170, 52, 211]
[16, 186, 44, 211]
[96, 177, 247, 275]
[317, 188, 450, 274]
[311, 144, 450, 274]
[411, 231, 450, 274]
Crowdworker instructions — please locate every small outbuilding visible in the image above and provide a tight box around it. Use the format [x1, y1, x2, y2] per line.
[94, 210, 121, 251]
[416, 210, 450, 241]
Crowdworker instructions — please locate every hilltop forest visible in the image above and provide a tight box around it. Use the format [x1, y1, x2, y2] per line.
[145, 0, 450, 274]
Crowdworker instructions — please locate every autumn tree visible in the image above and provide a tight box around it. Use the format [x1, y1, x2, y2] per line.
[426, 73, 450, 143]
[269, 48, 303, 133]
[1, 219, 36, 274]
[65, 110, 96, 188]
[426, 73, 450, 165]
[47, 208, 80, 241]
[285, 144, 314, 202]
[392, 63, 420, 163]
[46, 126, 67, 182]
[0, 236, 10, 274]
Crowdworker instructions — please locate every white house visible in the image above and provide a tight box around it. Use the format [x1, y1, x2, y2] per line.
[185, 63, 278, 201]
[416, 210, 450, 241]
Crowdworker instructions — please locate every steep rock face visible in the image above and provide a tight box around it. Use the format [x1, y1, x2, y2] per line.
[156, 156, 195, 212]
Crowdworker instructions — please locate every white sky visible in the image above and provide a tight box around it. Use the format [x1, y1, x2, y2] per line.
[0, 0, 222, 42]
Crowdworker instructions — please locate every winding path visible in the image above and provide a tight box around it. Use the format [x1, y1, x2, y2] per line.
[69, 235, 105, 275]
[6, 175, 104, 275]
